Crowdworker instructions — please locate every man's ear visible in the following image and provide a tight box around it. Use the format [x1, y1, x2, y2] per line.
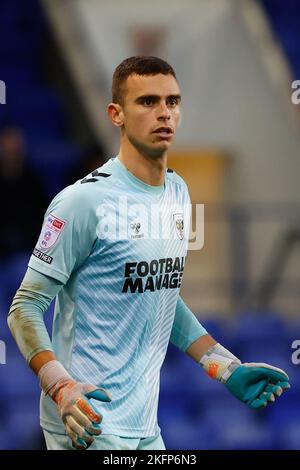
[107, 103, 124, 127]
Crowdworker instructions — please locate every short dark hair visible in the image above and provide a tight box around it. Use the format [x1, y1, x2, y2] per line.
[112, 56, 176, 105]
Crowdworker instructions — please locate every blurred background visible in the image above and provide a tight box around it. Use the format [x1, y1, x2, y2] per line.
[0, 0, 300, 450]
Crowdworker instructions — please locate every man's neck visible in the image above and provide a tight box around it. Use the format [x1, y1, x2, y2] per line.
[118, 139, 167, 187]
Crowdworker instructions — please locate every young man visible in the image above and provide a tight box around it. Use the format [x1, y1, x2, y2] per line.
[8, 56, 290, 451]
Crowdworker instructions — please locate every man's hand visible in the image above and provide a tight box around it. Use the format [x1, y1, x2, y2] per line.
[49, 379, 111, 449]
[224, 362, 290, 409]
[199, 343, 290, 409]
[38, 360, 112, 449]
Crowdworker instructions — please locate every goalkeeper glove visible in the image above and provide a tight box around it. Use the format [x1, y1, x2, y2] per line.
[39, 360, 112, 449]
[199, 343, 290, 409]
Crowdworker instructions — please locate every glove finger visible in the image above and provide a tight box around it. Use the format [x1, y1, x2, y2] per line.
[276, 380, 290, 390]
[244, 363, 289, 383]
[84, 388, 111, 428]
[75, 396, 102, 424]
[65, 415, 94, 445]
[70, 405, 94, 429]
[85, 388, 112, 403]
[249, 397, 268, 409]
[72, 437, 88, 450]
[266, 383, 283, 397]
[262, 369, 289, 383]
[72, 405, 102, 435]
[85, 398, 104, 427]
[65, 423, 87, 450]
[259, 391, 275, 403]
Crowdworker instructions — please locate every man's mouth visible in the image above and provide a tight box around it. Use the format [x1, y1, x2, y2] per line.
[152, 127, 173, 139]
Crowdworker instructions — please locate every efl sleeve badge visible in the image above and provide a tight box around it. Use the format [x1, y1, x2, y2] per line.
[38, 213, 66, 251]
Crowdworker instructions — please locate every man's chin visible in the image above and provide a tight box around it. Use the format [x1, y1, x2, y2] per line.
[149, 142, 171, 158]
[153, 138, 172, 151]
[128, 135, 172, 159]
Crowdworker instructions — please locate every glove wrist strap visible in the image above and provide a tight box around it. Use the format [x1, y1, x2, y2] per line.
[38, 359, 72, 396]
[199, 343, 241, 383]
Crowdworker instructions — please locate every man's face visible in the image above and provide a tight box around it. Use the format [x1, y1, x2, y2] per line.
[120, 73, 181, 158]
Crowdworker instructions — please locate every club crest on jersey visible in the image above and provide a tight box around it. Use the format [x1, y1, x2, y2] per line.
[38, 213, 66, 251]
[173, 213, 184, 240]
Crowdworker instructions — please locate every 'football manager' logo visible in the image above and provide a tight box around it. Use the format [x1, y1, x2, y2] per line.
[0, 80, 6, 104]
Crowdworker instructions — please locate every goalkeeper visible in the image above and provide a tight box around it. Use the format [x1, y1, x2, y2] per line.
[8, 56, 290, 450]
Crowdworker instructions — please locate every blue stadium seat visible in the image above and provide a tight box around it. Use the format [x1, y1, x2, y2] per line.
[9, 88, 63, 128]
[276, 423, 300, 450]
[228, 311, 288, 356]
[160, 415, 221, 450]
[0, 3, 22, 33]
[260, 0, 300, 77]
[233, 311, 287, 339]
[267, 391, 300, 427]
[2, 403, 41, 450]
[198, 315, 228, 341]
[199, 394, 255, 427]
[0, 66, 40, 89]
[0, 351, 39, 400]
[0, 34, 39, 68]
[28, 139, 82, 197]
[218, 421, 275, 450]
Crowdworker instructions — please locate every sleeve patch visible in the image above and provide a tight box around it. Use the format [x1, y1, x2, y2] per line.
[33, 248, 53, 264]
[37, 213, 66, 251]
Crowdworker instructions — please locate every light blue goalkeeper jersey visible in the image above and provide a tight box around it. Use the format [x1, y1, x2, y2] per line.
[28, 156, 191, 437]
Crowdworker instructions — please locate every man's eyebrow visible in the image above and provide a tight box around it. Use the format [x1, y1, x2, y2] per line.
[168, 94, 181, 101]
[135, 94, 181, 103]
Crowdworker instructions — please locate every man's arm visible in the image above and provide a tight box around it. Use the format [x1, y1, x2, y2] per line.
[185, 335, 217, 362]
[30, 351, 56, 375]
[8, 267, 60, 364]
[171, 296, 290, 408]
[8, 267, 111, 449]
[170, 296, 212, 352]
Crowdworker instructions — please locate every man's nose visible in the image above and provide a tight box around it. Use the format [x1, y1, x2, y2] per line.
[157, 102, 171, 120]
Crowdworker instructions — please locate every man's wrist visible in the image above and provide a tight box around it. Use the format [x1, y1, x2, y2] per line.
[199, 343, 241, 383]
[38, 359, 72, 396]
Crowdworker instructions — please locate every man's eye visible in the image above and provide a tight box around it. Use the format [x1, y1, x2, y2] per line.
[168, 98, 178, 106]
[143, 98, 153, 106]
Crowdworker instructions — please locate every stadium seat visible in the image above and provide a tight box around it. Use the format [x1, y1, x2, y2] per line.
[217, 421, 275, 450]
[2, 404, 41, 450]
[160, 415, 221, 450]
[276, 423, 300, 450]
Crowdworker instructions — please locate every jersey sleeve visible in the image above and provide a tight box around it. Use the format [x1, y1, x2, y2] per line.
[170, 296, 207, 352]
[28, 183, 99, 283]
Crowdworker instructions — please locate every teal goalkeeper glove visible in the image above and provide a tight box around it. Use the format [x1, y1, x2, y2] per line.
[225, 362, 290, 409]
[199, 343, 290, 409]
